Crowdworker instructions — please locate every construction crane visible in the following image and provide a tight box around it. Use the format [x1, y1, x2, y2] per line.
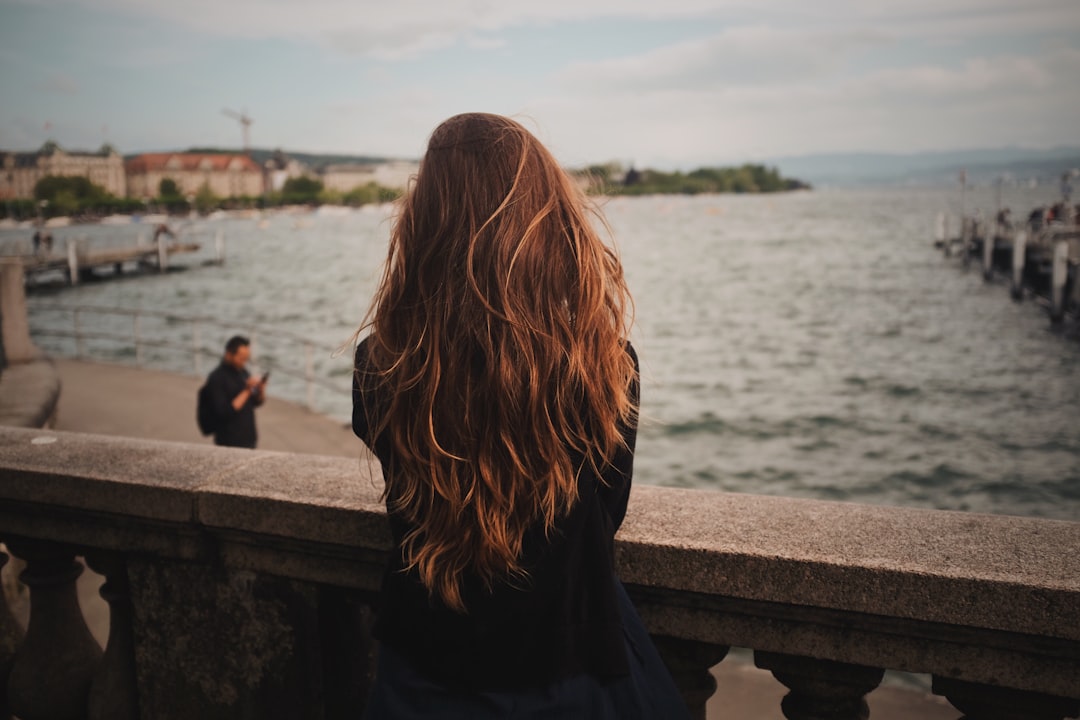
[221, 108, 253, 153]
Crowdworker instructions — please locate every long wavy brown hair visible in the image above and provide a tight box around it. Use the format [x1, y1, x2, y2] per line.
[359, 113, 636, 612]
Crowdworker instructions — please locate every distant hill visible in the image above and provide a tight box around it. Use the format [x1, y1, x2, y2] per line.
[767, 147, 1080, 188]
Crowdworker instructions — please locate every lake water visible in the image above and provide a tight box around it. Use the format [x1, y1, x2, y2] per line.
[9, 186, 1079, 522]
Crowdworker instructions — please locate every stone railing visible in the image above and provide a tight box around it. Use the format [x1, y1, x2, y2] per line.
[0, 426, 1078, 720]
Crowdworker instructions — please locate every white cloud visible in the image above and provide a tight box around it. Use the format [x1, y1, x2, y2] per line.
[6, 0, 1078, 159]
[43, 0, 739, 42]
[844, 0, 1080, 37]
[531, 46, 1080, 164]
[300, 39, 1080, 162]
[465, 34, 507, 51]
[37, 0, 1080, 59]
[41, 72, 79, 95]
[858, 56, 1053, 97]
[556, 26, 891, 93]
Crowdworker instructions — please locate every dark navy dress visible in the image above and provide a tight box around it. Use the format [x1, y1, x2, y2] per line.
[361, 579, 689, 720]
[353, 339, 691, 719]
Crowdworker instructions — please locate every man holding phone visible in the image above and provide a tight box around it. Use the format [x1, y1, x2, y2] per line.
[204, 335, 268, 448]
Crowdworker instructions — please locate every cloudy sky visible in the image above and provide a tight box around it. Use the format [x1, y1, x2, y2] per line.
[1, 0, 1078, 168]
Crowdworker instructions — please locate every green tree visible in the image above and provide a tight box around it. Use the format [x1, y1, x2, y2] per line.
[159, 178, 180, 198]
[584, 163, 808, 197]
[318, 187, 344, 205]
[34, 175, 108, 203]
[194, 183, 219, 214]
[342, 182, 403, 206]
[51, 190, 80, 216]
[281, 176, 324, 204]
[33, 175, 112, 216]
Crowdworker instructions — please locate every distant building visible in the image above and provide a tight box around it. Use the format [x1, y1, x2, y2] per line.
[320, 160, 418, 193]
[371, 160, 418, 190]
[125, 153, 264, 199]
[320, 163, 378, 193]
[263, 150, 309, 192]
[0, 142, 126, 200]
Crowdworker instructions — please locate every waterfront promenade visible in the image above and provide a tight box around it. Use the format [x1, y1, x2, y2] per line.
[11, 358, 958, 719]
[50, 358, 359, 457]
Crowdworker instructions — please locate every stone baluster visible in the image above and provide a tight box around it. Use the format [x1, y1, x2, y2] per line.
[5, 538, 102, 720]
[0, 548, 27, 720]
[755, 651, 884, 720]
[84, 551, 138, 720]
[652, 636, 730, 720]
[933, 676, 1080, 720]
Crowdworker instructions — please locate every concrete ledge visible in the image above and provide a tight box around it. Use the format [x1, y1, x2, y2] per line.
[1, 426, 1077, 640]
[0, 429, 385, 536]
[0, 358, 61, 429]
[618, 485, 1080, 642]
[199, 450, 389, 548]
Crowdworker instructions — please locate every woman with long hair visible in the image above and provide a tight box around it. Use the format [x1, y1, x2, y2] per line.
[353, 113, 689, 718]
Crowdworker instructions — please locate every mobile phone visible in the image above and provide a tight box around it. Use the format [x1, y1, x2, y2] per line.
[261, 371, 271, 383]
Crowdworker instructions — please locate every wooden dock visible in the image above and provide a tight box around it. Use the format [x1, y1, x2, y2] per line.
[16, 238, 204, 286]
[935, 214, 1080, 325]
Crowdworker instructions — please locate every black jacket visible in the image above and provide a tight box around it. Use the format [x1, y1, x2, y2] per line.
[206, 361, 259, 448]
[352, 337, 639, 690]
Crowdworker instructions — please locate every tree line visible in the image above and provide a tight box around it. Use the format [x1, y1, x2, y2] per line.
[0, 175, 402, 221]
[2, 163, 808, 221]
[578, 163, 810, 195]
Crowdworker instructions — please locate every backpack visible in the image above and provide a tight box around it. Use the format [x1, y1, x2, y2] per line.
[196, 382, 220, 436]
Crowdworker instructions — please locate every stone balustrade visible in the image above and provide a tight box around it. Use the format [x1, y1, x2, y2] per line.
[0, 425, 1077, 720]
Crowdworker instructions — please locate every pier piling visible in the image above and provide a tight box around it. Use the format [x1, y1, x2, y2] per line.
[943, 215, 951, 257]
[1071, 260, 1080, 313]
[66, 239, 78, 286]
[1050, 240, 1068, 323]
[982, 230, 994, 281]
[1011, 231, 1027, 301]
[960, 218, 971, 267]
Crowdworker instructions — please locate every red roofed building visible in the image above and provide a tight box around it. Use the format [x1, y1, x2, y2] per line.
[125, 153, 264, 199]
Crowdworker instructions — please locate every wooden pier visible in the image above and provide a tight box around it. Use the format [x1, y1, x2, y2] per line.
[13, 234, 215, 286]
[935, 213, 1080, 326]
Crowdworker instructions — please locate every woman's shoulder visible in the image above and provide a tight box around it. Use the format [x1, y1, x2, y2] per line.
[352, 336, 382, 397]
[354, 335, 376, 370]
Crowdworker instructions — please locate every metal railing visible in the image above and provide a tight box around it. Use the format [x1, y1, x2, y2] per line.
[28, 303, 345, 412]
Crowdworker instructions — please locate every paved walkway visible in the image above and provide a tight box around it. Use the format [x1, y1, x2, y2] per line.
[9, 359, 957, 719]
[52, 358, 363, 457]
